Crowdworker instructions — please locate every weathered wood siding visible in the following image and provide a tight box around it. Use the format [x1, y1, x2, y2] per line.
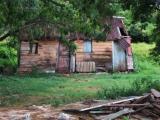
[56, 43, 70, 73]
[112, 41, 127, 71]
[75, 40, 112, 72]
[18, 40, 58, 73]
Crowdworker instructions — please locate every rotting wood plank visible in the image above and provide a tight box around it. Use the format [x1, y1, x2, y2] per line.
[90, 110, 112, 114]
[152, 103, 160, 110]
[62, 89, 160, 120]
[133, 94, 150, 104]
[96, 108, 134, 120]
[134, 105, 151, 113]
[132, 115, 152, 120]
[152, 108, 160, 116]
[141, 109, 160, 118]
[79, 96, 146, 112]
[151, 89, 160, 98]
[102, 103, 149, 108]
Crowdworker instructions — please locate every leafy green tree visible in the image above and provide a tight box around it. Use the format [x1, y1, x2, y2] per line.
[121, 0, 160, 42]
[119, 0, 160, 62]
[0, 0, 159, 54]
[0, 0, 123, 42]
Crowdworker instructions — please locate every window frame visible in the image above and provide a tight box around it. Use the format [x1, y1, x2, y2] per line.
[29, 42, 39, 54]
[83, 39, 92, 53]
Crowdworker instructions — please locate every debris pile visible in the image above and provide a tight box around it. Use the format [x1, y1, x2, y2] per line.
[63, 89, 160, 120]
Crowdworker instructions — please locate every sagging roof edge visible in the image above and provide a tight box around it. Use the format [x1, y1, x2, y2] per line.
[20, 16, 126, 42]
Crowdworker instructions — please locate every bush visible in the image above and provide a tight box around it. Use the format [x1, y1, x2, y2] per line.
[128, 22, 155, 43]
[150, 51, 160, 65]
[0, 42, 17, 74]
[97, 77, 160, 99]
[150, 41, 160, 64]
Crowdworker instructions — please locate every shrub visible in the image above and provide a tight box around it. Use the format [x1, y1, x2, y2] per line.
[97, 77, 160, 99]
[128, 22, 155, 43]
[0, 42, 17, 74]
[150, 43, 160, 65]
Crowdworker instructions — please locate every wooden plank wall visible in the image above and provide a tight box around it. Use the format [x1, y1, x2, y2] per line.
[18, 40, 58, 74]
[75, 40, 112, 72]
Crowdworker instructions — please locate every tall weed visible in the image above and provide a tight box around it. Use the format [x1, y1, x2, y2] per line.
[97, 77, 160, 99]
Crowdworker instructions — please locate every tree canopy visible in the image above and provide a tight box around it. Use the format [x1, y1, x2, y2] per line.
[0, 0, 118, 41]
[0, 0, 160, 43]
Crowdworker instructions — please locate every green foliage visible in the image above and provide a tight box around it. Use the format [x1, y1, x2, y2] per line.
[97, 78, 160, 99]
[121, 0, 157, 21]
[118, 10, 133, 27]
[94, 32, 107, 41]
[1, 0, 121, 54]
[146, 13, 159, 66]
[128, 22, 155, 43]
[123, 116, 129, 120]
[0, 41, 17, 73]
[120, 0, 160, 54]
[0, 0, 125, 42]
[151, 13, 160, 56]
[114, 7, 157, 44]
[132, 43, 160, 74]
[0, 0, 159, 46]
[118, 9, 156, 43]
[150, 45, 160, 65]
[60, 35, 77, 54]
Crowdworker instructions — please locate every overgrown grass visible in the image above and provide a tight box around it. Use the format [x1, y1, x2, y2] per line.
[0, 43, 160, 107]
[97, 78, 160, 99]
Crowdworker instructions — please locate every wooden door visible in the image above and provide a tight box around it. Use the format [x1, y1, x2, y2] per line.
[112, 41, 127, 71]
[56, 42, 70, 73]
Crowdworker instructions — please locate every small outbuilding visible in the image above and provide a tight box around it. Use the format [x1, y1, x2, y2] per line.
[18, 16, 134, 74]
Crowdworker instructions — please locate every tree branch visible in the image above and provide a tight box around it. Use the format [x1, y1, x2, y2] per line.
[0, 18, 67, 42]
[0, 32, 11, 41]
[42, 0, 65, 8]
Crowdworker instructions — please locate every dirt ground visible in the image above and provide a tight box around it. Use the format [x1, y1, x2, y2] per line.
[0, 105, 59, 120]
[0, 100, 98, 120]
[0, 99, 154, 120]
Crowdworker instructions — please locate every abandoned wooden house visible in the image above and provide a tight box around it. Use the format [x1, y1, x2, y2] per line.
[18, 16, 134, 74]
